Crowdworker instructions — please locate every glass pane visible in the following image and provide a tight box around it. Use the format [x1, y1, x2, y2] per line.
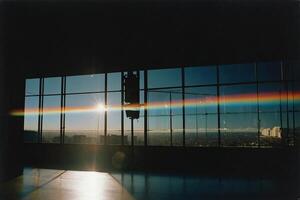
[107, 72, 121, 91]
[257, 62, 281, 81]
[25, 78, 39, 96]
[220, 84, 257, 113]
[148, 68, 181, 88]
[44, 77, 61, 95]
[24, 96, 39, 143]
[281, 111, 295, 146]
[185, 113, 218, 147]
[42, 96, 61, 143]
[286, 82, 293, 112]
[65, 93, 105, 144]
[294, 81, 300, 112]
[140, 71, 144, 90]
[148, 116, 170, 146]
[219, 84, 258, 147]
[220, 113, 258, 147]
[185, 86, 217, 115]
[66, 74, 105, 93]
[172, 115, 183, 146]
[284, 62, 294, 81]
[185, 86, 217, 147]
[258, 83, 283, 113]
[219, 63, 255, 83]
[295, 112, 300, 146]
[285, 61, 300, 81]
[294, 63, 300, 81]
[185, 66, 217, 86]
[107, 92, 121, 145]
[147, 88, 182, 146]
[148, 88, 183, 115]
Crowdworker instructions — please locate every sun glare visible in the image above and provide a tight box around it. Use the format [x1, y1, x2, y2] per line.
[96, 103, 106, 112]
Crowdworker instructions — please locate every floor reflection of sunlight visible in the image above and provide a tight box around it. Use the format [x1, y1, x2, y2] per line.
[47, 171, 134, 200]
[0, 168, 134, 200]
[68, 172, 108, 199]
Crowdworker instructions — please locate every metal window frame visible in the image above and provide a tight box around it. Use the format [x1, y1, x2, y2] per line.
[23, 61, 297, 148]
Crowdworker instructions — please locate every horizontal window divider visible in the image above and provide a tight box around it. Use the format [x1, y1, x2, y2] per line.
[185, 113, 218, 116]
[146, 114, 183, 117]
[40, 93, 62, 96]
[220, 111, 286, 115]
[25, 94, 41, 97]
[106, 90, 123, 93]
[147, 86, 182, 90]
[64, 91, 106, 95]
[258, 110, 290, 114]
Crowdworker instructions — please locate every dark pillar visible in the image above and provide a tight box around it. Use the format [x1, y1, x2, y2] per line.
[0, 2, 24, 181]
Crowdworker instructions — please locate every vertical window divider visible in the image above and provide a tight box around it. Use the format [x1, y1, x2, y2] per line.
[104, 73, 107, 145]
[283, 61, 290, 144]
[292, 64, 296, 146]
[38, 78, 42, 143]
[60, 76, 64, 144]
[255, 62, 261, 148]
[121, 72, 124, 146]
[62, 76, 66, 144]
[181, 67, 185, 147]
[39, 78, 45, 143]
[216, 65, 221, 147]
[37, 79, 41, 143]
[279, 65, 283, 133]
[144, 70, 148, 147]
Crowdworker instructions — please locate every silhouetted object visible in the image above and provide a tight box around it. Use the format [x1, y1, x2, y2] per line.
[125, 110, 140, 119]
[124, 71, 140, 119]
[124, 71, 139, 104]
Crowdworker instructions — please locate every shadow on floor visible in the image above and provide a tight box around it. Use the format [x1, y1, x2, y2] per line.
[111, 171, 300, 200]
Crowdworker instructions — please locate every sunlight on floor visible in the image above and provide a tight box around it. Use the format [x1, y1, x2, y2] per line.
[0, 168, 134, 200]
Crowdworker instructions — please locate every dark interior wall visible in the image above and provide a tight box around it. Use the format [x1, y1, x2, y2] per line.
[0, 73, 25, 182]
[0, 7, 25, 179]
[0, 2, 25, 181]
[0, 56, 24, 181]
[0, 5, 4, 180]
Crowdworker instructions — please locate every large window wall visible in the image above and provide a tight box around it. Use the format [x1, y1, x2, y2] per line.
[23, 61, 300, 147]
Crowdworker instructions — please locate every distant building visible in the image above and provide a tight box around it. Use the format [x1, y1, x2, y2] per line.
[260, 126, 282, 138]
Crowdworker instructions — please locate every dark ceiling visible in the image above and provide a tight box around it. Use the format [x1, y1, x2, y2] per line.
[2, 0, 300, 77]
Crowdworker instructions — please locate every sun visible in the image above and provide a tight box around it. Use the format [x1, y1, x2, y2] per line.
[96, 103, 106, 112]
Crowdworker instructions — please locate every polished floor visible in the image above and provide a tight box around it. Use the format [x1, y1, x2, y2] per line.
[0, 168, 299, 200]
[111, 172, 299, 200]
[0, 168, 134, 200]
